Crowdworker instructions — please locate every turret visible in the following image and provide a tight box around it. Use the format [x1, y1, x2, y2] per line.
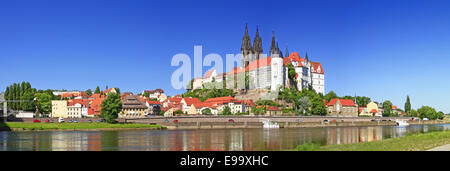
[252, 25, 263, 60]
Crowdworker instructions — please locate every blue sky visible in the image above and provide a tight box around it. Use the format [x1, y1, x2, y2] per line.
[1, 0, 449, 113]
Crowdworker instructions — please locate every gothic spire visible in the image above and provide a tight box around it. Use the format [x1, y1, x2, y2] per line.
[253, 25, 262, 54]
[270, 31, 277, 55]
[241, 24, 252, 52]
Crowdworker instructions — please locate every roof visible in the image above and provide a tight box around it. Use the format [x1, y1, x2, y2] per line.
[245, 57, 272, 71]
[67, 99, 90, 107]
[192, 102, 218, 109]
[121, 95, 147, 109]
[310, 62, 324, 74]
[143, 89, 164, 94]
[204, 70, 215, 79]
[370, 109, 378, 113]
[61, 92, 89, 98]
[147, 100, 161, 105]
[204, 96, 236, 104]
[243, 100, 256, 106]
[327, 99, 356, 107]
[183, 97, 201, 106]
[392, 105, 397, 110]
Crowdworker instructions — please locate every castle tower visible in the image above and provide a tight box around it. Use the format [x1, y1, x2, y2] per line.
[241, 24, 253, 68]
[270, 35, 284, 91]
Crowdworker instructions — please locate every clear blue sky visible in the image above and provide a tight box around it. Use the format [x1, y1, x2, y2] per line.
[1, 0, 449, 113]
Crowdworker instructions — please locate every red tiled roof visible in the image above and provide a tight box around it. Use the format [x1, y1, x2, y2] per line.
[147, 100, 161, 105]
[204, 70, 215, 79]
[204, 96, 235, 104]
[67, 99, 90, 107]
[310, 62, 324, 74]
[143, 89, 164, 94]
[392, 105, 397, 110]
[243, 100, 256, 107]
[327, 99, 356, 107]
[183, 97, 201, 106]
[370, 109, 378, 113]
[62, 92, 89, 98]
[193, 102, 218, 109]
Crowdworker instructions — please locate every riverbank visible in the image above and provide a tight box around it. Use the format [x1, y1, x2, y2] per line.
[294, 130, 450, 151]
[0, 122, 166, 131]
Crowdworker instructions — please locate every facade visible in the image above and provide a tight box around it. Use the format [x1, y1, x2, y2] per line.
[326, 99, 358, 117]
[51, 100, 68, 118]
[146, 100, 161, 115]
[195, 25, 325, 95]
[359, 102, 382, 117]
[120, 94, 148, 118]
[142, 89, 164, 99]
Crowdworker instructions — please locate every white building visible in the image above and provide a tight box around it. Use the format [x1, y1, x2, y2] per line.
[197, 26, 325, 95]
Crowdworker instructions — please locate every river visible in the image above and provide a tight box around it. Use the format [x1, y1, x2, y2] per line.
[0, 124, 449, 151]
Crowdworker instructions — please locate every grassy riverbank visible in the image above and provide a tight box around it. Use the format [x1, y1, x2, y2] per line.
[295, 130, 450, 151]
[0, 122, 165, 131]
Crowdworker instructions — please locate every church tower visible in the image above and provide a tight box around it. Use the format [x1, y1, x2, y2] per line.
[241, 24, 253, 68]
[252, 25, 263, 61]
[270, 32, 284, 91]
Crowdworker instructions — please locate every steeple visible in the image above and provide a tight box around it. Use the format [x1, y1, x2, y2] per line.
[270, 31, 277, 55]
[305, 51, 309, 61]
[253, 25, 263, 55]
[241, 23, 252, 52]
[285, 45, 289, 57]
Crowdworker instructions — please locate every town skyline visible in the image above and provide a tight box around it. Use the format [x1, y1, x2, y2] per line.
[1, 0, 450, 113]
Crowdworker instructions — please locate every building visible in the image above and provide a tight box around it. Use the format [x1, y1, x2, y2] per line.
[51, 100, 68, 118]
[146, 100, 161, 115]
[142, 89, 164, 99]
[67, 99, 90, 118]
[195, 25, 325, 95]
[326, 99, 358, 117]
[120, 94, 148, 118]
[359, 102, 382, 117]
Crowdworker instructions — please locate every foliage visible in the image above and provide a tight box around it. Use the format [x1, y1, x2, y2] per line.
[1, 122, 164, 130]
[174, 110, 184, 115]
[287, 63, 296, 81]
[222, 106, 232, 115]
[355, 96, 371, 107]
[183, 88, 235, 102]
[35, 93, 52, 115]
[296, 96, 311, 115]
[201, 108, 212, 115]
[143, 92, 150, 97]
[417, 106, 444, 120]
[382, 100, 393, 116]
[310, 95, 327, 115]
[20, 91, 35, 111]
[405, 95, 411, 114]
[94, 86, 101, 94]
[409, 109, 418, 117]
[324, 91, 337, 102]
[85, 89, 92, 96]
[255, 100, 279, 107]
[4, 81, 36, 111]
[100, 93, 122, 123]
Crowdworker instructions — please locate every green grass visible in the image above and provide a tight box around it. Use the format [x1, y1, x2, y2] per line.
[294, 130, 450, 151]
[0, 122, 165, 131]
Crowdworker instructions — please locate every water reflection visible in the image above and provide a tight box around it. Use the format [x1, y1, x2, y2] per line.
[0, 124, 449, 151]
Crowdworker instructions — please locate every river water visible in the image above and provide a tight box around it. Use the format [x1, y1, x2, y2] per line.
[0, 124, 449, 151]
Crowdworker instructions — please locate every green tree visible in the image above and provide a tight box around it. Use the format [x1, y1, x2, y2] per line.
[94, 86, 101, 94]
[85, 89, 93, 96]
[100, 93, 122, 123]
[143, 92, 150, 97]
[222, 106, 232, 115]
[174, 110, 184, 115]
[382, 100, 393, 116]
[201, 108, 212, 115]
[311, 95, 326, 115]
[417, 106, 437, 120]
[20, 91, 35, 111]
[287, 63, 296, 81]
[410, 109, 418, 117]
[324, 91, 337, 102]
[296, 96, 311, 115]
[404, 96, 411, 114]
[35, 93, 52, 116]
[355, 96, 371, 107]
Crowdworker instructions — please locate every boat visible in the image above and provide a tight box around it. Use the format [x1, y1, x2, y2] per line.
[395, 119, 409, 126]
[261, 119, 280, 128]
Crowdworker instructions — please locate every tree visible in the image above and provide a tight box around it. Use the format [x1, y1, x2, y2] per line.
[143, 92, 150, 97]
[410, 109, 418, 117]
[382, 100, 393, 116]
[201, 108, 212, 115]
[311, 95, 326, 115]
[35, 93, 52, 116]
[296, 96, 311, 115]
[417, 106, 437, 120]
[324, 91, 337, 102]
[20, 91, 35, 111]
[404, 96, 411, 114]
[100, 93, 122, 123]
[94, 86, 101, 94]
[222, 106, 232, 115]
[355, 96, 371, 107]
[174, 110, 184, 115]
[85, 89, 93, 96]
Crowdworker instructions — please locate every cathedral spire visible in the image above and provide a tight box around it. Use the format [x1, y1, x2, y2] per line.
[253, 25, 263, 55]
[305, 51, 309, 61]
[241, 23, 252, 52]
[270, 31, 277, 55]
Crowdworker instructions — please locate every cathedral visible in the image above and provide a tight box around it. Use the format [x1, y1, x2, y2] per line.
[195, 25, 325, 95]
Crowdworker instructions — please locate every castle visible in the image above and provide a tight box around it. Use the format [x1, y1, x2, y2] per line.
[192, 25, 325, 95]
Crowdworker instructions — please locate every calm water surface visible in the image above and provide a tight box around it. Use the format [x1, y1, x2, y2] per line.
[1, 124, 449, 151]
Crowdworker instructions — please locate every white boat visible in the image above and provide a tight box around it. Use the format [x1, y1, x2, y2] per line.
[395, 119, 409, 126]
[261, 119, 280, 128]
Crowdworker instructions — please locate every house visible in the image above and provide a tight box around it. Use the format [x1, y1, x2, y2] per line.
[326, 99, 358, 117]
[146, 100, 161, 115]
[120, 94, 148, 118]
[359, 102, 382, 117]
[142, 89, 164, 99]
[67, 99, 90, 118]
[61, 92, 89, 99]
[51, 100, 68, 118]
